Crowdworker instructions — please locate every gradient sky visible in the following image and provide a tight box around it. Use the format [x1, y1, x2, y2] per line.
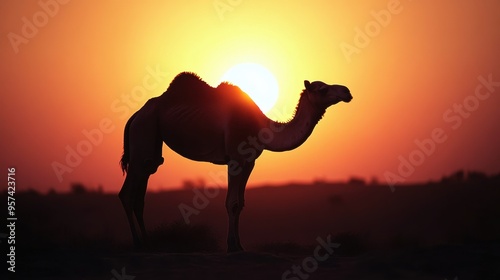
[1, 0, 499, 193]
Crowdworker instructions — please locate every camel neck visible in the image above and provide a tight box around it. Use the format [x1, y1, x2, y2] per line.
[264, 92, 325, 152]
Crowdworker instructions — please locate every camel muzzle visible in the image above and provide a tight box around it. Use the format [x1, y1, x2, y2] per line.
[344, 95, 353, 103]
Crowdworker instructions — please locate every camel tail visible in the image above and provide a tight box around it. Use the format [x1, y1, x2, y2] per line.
[120, 112, 137, 175]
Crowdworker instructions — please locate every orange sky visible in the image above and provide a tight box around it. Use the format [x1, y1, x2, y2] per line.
[1, 0, 499, 193]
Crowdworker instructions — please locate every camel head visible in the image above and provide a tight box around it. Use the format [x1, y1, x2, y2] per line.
[304, 80, 352, 108]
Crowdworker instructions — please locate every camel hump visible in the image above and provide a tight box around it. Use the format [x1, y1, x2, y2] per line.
[164, 72, 209, 93]
[216, 81, 241, 92]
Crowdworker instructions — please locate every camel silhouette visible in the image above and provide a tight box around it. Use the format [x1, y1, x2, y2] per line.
[119, 72, 352, 252]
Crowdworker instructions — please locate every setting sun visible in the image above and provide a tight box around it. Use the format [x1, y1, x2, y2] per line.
[219, 63, 279, 113]
[1, 0, 499, 194]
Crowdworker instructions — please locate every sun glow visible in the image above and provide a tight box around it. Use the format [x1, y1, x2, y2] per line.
[219, 63, 279, 113]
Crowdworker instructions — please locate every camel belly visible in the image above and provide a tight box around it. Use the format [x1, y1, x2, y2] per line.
[160, 106, 229, 164]
[164, 135, 229, 164]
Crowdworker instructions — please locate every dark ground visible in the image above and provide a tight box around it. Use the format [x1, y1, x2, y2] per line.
[15, 244, 500, 279]
[2, 172, 500, 279]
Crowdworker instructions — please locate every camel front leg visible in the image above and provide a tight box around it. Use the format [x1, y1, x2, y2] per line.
[225, 160, 254, 253]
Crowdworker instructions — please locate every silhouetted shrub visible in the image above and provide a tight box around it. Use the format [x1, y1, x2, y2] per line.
[70, 183, 88, 194]
[313, 178, 327, 185]
[21, 188, 40, 196]
[96, 185, 104, 194]
[47, 188, 57, 195]
[467, 171, 488, 182]
[369, 176, 379, 186]
[182, 180, 196, 190]
[440, 170, 466, 184]
[148, 221, 219, 253]
[348, 177, 366, 186]
[182, 178, 206, 190]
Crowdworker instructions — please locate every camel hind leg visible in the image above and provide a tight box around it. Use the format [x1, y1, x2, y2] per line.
[119, 99, 164, 248]
[119, 157, 163, 248]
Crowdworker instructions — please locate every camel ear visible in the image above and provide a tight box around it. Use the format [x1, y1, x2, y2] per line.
[304, 80, 311, 91]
